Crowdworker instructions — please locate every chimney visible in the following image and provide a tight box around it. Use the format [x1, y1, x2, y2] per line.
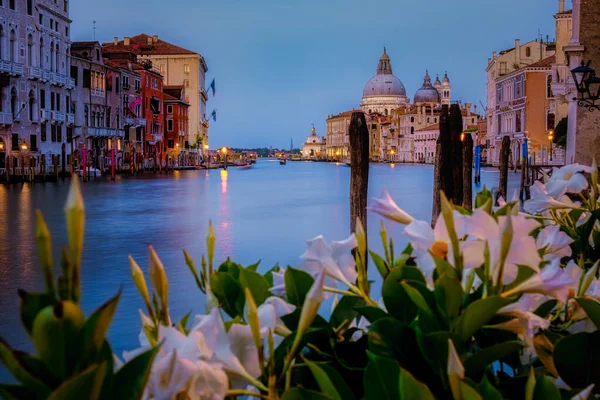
[465, 103, 472, 115]
[153, 35, 158, 43]
[559, 0, 565, 12]
[492, 51, 497, 59]
[515, 39, 521, 66]
[147, 37, 153, 45]
[113, 37, 118, 45]
[124, 37, 130, 46]
[474, 104, 477, 114]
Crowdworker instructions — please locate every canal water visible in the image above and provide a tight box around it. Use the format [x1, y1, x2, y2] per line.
[0, 160, 519, 379]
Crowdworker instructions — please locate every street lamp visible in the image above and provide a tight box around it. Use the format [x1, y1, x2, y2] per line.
[21, 143, 28, 151]
[0, 141, 4, 150]
[571, 61, 600, 111]
[548, 129, 554, 162]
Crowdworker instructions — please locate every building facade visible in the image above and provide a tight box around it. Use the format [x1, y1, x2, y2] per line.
[325, 110, 356, 160]
[163, 84, 189, 167]
[301, 125, 324, 159]
[102, 35, 209, 162]
[0, 0, 74, 176]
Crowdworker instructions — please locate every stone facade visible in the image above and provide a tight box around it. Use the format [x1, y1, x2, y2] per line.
[301, 125, 324, 159]
[0, 0, 73, 174]
[163, 85, 189, 167]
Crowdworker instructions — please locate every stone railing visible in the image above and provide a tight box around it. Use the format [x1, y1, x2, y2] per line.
[0, 112, 13, 125]
[52, 111, 66, 123]
[11, 63, 24, 76]
[28, 66, 42, 80]
[40, 109, 51, 122]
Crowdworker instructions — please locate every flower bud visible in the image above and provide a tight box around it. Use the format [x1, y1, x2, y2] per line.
[580, 260, 599, 297]
[129, 255, 152, 315]
[35, 210, 54, 296]
[148, 245, 169, 325]
[447, 339, 464, 400]
[295, 270, 325, 344]
[368, 189, 414, 225]
[64, 177, 85, 302]
[244, 288, 263, 366]
[207, 220, 216, 273]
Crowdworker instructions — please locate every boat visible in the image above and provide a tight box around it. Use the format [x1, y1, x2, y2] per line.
[236, 163, 253, 169]
[280, 159, 287, 165]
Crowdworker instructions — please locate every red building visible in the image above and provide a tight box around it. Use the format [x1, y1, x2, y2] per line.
[163, 85, 190, 166]
[132, 61, 164, 168]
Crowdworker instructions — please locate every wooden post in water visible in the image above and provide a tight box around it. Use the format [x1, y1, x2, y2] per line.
[497, 135, 510, 204]
[462, 133, 473, 209]
[432, 105, 452, 224]
[349, 111, 369, 238]
[449, 104, 464, 206]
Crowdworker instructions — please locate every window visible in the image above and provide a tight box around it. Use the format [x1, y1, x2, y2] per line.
[9, 0, 14, 10]
[410, 116, 414, 123]
[39, 38, 44, 69]
[9, 30, 15, 62]
[71, 66, 78, 85]
[122, 75, 129, 89]
[106, 108, 111, 127]
[84, 105, 88, 126]
[39, 14, 42, 24]
[134, 79, 140, 92]
[64, 0, 67, 12]
[525, 47, 531, 57]
[184, 79, 189, 88]
[51, 124, 56, 142]
[167, 119, 173, 131]
[11, 134, 18, 150]
[56, 125, 61, 142]
[159, 64, 165, 74]
[55, 22, 58, 32]
[515, 110, 521, 132]
[27, 0, 32, 15]
[50, 92, 55, 110]
[56, 94, 60, 111]
[30, 134, 37, 151]
[50, 19, 53, 30]
[41, 123, 47, 141]
[184, 64, 190, 73]
[167, 105, 173, 114]
[27, 35, 33, 66]
[168, 139, 174, 148]
[65, 27, 68, 36]
[66, 127, 72, 143]
[547, 75, 553, 98]
[547, 113, 556, 131]
[83, 69, 90, 88]
[28, 91, 35, 121]
[40, 89, 45, 108]
[499, 62, 507, 75]
[410, 126, 415, 134]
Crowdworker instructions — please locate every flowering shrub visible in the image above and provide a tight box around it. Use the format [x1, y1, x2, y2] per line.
[3, 161, 600, 399]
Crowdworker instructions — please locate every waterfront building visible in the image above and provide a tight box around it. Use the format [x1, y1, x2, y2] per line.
[564, 0, 600, 164]
[163, 84, 190, 167]
[360, 48, 408, 115]
[102, 35, 209, 163]
[0, 0, 73, 177]
[325, 110, 356, 160]
[301, 125, 324, 159]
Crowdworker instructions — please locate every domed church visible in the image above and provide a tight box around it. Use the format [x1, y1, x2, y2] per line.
[360, 48, 409, 115]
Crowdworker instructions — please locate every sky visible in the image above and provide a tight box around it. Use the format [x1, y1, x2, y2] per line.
[70, 0, 564, 149]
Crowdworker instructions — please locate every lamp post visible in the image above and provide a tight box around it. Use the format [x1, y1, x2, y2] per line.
[571, 61, 600, 111]
[221, 147, 228, 170]
[548, 129, 554, 162]
[389, 149, 395, 162]
[204, 144, 209, 169]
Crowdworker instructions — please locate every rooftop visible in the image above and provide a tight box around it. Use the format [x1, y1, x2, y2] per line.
[525, 55, 556, 69]
[103, 34, 197, 56]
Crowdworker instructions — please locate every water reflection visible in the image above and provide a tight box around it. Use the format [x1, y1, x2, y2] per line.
[220, 169, 228, 194]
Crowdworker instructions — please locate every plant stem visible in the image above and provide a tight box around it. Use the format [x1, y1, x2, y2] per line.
[226, 390, 271, 400]
[324, 287, 359, 297]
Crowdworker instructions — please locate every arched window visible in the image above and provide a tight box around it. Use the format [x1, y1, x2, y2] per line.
[55, 43, 60, 73]
[525, 47, 531, 57]
[39, 38, 44, 69]
[11, 87, 18, 118]
[410, 116, 414, 123]
[368, 109, 372, 114]
[410, 126, 415, 134]
[0, 26, 4, 61]
[96, 49, 100, 61]
[9, 30, 16, 62]
[28, 90, 35, 121]
[547, 75, 553, 98]
[27, 35, 33, 67]
[49, 42, 54, 72]
[27, 0, 32, 15]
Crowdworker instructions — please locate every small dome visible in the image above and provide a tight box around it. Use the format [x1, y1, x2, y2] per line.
[434, 75, 442, 89]
[362, 47, 407, 98]
[442, 72, 450, 86]
[414, 70, 441, 104]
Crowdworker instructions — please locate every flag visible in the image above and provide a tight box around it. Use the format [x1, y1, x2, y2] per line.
[130, 95, 142, 109]
[211, 109, 217, 122]
[209, 79, 215, 96]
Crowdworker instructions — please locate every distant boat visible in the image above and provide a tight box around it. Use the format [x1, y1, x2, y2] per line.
[280, 159, 287, 165]
[236, 163, 253, 169]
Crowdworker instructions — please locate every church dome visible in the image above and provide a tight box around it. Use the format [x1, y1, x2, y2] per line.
[442, 72, 450, 86]
[434, 75, 442, 89]
[362, 48, 407, 98]
[414, 70, 441, 104]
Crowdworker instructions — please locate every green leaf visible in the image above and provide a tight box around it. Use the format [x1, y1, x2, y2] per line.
[463, 341, 523, 378]
[0, 384, 36, 400]
[48, 362, 106, 400]
[217, 258, 242, 279]
[210, 271, 245, 318]
[364, 352, 400, 400]
[454, 296, 511, 343]
[247, 259, 261, 272]
[576, 298, 600, 329]
[460, 381, 483, 400]
[554, 331, 600, 390]
[238, 268, 270, 306]
[435, 274, 463, 324]
[400, 283, 433, 316]
[78, 290, 121, 368]
[532, 374, 561, 400]
[18, 290, 57, 336]
[331, 296, 366, 328]
[281, 387, 335, 400]
[370, 251, 389, 278]
[368, 318, 406, 359]
[112, 345, 161, 400]
[382, 267, 426, 325]
[478, 376, 503, 400]
[534, 299, 558, 318]
[177, 311, 191, 335]
[305, 359, 355, 400]
[0, 339, 51, 396]
[263, 263, 281, 286]
[284, 267, 314, 307]
[433, 255, 457, 281]
[355, 306, 388, 323]
[398, 368, 434, 400]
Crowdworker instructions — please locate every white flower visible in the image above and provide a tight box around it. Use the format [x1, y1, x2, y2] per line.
[159, 325, 213, 361]
[498, 294, 548, 316]
[299, 234, 358, 288]
[270, 268, 286, 296]
[524, 181, 581, 214]
[368, 188, 414, 225]
[466, 210, 541, 284]
[491, 313, 550, 344]
[503, 259, 575, 302]
[571, 384, 595, 400]
[536, 224, 574, 261]
[404, 212, 483, 285]
[546, 164, 594, 197]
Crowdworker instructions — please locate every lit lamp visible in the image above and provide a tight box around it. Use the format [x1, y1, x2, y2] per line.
[204, 144, 209, 150]
[460, 132, 465, 142]
[571, 61, 600, 111]
[21, 143, 28, 151]
[221, 147, 227, 154]
[548, 129, 554, 162]
[0, 141, 4, 150]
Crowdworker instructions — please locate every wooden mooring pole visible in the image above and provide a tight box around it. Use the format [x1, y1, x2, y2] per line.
[432, 105, 452, 224]
[462, 133, 473, 209]
[450, 104, 463, 207]
[349, 110, 369, 242]
[497, 135, 510, 204]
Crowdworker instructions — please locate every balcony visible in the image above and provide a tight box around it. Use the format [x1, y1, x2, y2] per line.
[0, 61, 11, 74]
[11, 63, 24, 76]
[40, 109, 51, 122]
[152, 134, 163, 143]
[0, 112, 13, 125]
[51, 73, 66, 87]
[91, 88, 105, 97]
[136, 118, 146, 127]
[42, 70, 52, 82]
[84, 127, 123, 138]
[65, 77, 75, 90]
[52, 111, 66, 123]
[67, 113, 74, 125]
[28, 66, 42, 80]
[122, 83, 131, 91]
